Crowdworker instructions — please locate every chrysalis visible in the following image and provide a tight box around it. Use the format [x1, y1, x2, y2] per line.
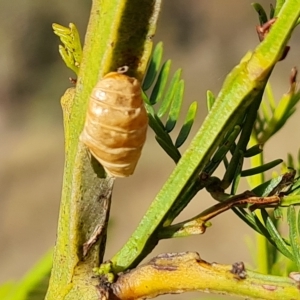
[80, 67, 148, 177]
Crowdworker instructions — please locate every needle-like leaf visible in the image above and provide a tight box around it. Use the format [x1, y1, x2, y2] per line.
[157, 69, 182, 117]
[241, 159, 283, 177]
[143, 42, 164, 91]
[175, 101, 198, 148]
[252, 3, 268, 25]
[287, 206, 300, 270]
[155, 136, 181, 163]
[262, 209, 294, 260]
[206, 90, 216, 112]
[165, 80, 184, 132]
[149, 60, 171, 105]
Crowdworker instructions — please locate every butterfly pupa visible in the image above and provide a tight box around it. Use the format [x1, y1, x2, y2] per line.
[80, 68, 148, 177]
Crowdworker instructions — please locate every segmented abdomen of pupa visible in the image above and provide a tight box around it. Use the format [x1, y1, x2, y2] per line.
[80, 72, 148, 177]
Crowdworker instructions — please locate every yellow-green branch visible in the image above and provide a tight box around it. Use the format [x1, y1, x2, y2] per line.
[111, 252, 300, 300]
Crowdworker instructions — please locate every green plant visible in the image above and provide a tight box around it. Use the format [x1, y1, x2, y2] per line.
[2, 0, 300, 299]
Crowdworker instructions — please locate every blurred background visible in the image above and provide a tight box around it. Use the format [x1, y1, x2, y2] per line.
[1, 1, 300, 299]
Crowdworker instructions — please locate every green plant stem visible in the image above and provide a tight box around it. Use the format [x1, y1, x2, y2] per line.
[249, 133, 270, 274]
[110, 0, 300, 274]
[45, 1, 161, 299]
[112, 252, 300, 300]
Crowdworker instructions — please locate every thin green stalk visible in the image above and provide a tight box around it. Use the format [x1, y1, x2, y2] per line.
[249, 134, 270, 274]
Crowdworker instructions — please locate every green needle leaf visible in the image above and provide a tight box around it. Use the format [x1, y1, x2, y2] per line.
[232, 208, 264, 234]
[147, 113, 168, 139]
[244, 144, 263, 157]
[261, 209, 294, 260]
[205, 126, 241, 176]
[221, 149, 243, 190]
[287, 205, 300, 270]
[175, 101, 198, 148]
[70, 23, 82, 65]
[252, 211, 274, 240]
[149, 60, 171, 105]
[252, 175, 284, 197]
[259, 76, 300, 143]
[270, 3, 275, 19]
[157, 69, 182, 117]
[58, 45, 78, 75]
[241, 159, 283, 177]
[144, 96, 155, 114]
[206, 90, 216, 112]
[143, 42, 163, 91]
[146, 107, 181, 163]
[252, 3, 268, 25]
[155, 136, 181, 163]
[287, 153, 295, 169]
[231, 153, 243, 194]
[165, 79, 184, 132]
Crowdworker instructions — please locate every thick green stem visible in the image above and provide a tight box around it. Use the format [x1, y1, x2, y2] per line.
[46, 1, 161, 299]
